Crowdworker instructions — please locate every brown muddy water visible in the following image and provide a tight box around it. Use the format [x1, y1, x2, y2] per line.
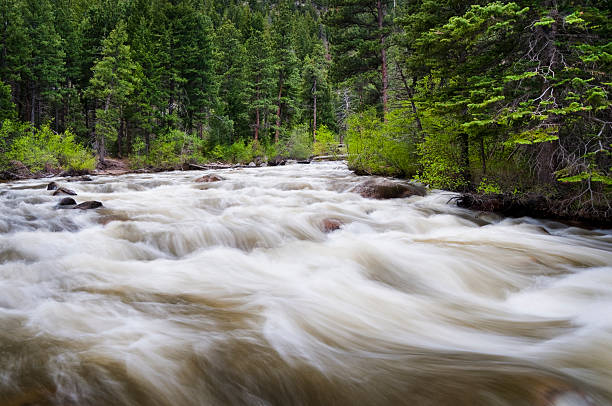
[0, 162, 611, 406]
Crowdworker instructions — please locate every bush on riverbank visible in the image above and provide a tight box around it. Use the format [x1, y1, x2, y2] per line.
[346, 108, 419, 178]
[0, 120, 96, 175]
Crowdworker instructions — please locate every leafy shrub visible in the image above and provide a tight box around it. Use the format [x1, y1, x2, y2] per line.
[146, 129, 207, 168]
[277, 124, 313, 160]
[476, 177, 502, 194]
[346, 108, 419, 177]
[313, 125, 337, 156]
[147, 130, 183, 168]
[415, 134, 468, 190]
[1, 121, 95, 173]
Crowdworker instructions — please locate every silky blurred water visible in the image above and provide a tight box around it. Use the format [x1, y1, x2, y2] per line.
[0, 162, 611, 406]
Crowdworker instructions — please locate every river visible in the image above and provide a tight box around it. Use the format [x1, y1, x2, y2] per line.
[1, 162, 611, 406]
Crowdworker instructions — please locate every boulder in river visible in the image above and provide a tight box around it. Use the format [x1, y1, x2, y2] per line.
[74, 201, 103, 210]
[52, 187, 77, 196]
[248, 162, 256, 167]
[58, 197, 77, 206]
[268, 156, 286, 166]
[66, 176, 93, 182]
[196, 174, 224, 183]
[351, 178, 426, 199]
[322, 218, 342, 232]
[47, 181, 59, 190]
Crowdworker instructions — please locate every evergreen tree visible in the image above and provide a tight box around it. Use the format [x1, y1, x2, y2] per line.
[245, 15, 277, 141]
[88, 22, 140, 162]
[324, 0, 393, 114]
[214, 19, 250, 142]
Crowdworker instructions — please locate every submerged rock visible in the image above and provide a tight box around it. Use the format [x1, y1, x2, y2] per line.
[351, 178, 426, 199]
[74, 201, 103, 210]
[52, 187, 77, 196]
[322, 218, 342, 232]
[196, 174, 225, 183]
[58, 197, 77, 206]
[47, 181, 59, 190]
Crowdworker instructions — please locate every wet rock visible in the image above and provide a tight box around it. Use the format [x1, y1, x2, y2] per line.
[260, 162, 268, 167]
[322, 218, 342, 232]
[297, 160, 311, 164]
[58, 197, 77, 206]
[196, 174, 225, 183]
[66, 175, 93, 182]
[52, 187, 77, 196]
[248, 162, 256, 167]
[352, 178, 426, 199]
[74, 201, 103, 210]
[47, 181, 59, 190]
[268, 156, 286, 166]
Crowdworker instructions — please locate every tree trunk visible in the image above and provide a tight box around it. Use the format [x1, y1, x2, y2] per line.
[377, 0, 388, 117]
[459, 132, 470, 186]
[255, 107, 260, 141]
[118, 114, 124, 158]
[480, 135, 486, 175]
[126, 120, 132, 156]
[396, 63, 424, 135]
[313, 77, 317, 143]
[98, 94, 111, 164]
[275, 79, 283, 143]
[30, 85, 35, 125]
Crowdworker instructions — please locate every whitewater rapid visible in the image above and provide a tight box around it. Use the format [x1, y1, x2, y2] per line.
[0, 162, 611, 406]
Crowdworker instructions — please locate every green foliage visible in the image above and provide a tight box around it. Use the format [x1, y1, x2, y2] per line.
[0, 121, 95, 172]
[313, 125, 337, 156]
[145, 130, 206, 169]
[347, 108, 419, 177]
[0, 81, 15, 121]
[476, 178, 502, 194]
[415, 135, 469, 191]
[278, 124, 313, 160]
[88, 21, 140, 160]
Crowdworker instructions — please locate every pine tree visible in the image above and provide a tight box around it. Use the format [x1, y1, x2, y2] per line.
[244, 15, 277, 141]
[214, 19, 250, 142]
[324, 0, 393, 114]
[88, 22, 140, 163]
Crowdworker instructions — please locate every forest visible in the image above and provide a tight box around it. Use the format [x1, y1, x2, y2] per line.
[0, 0, 610, 218]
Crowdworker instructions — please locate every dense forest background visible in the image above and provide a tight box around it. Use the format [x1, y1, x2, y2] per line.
[0, 0, 610, 216]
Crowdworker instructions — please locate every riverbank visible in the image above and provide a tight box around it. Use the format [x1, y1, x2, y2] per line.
[3, 158, 609, 228]
[455, 193, 612, 229]
[0, 156, 296, 181]
[348, 163, 612, 229]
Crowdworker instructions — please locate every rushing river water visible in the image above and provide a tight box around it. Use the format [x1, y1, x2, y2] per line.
[1, 162, 611, 406]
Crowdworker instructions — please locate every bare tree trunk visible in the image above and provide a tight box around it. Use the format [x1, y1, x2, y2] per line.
[255, 107, 260, 141]
[30, 85, 35, 124]
[313, 77, 317, 143]
[377, 0, 388, 118]
[340, 88, 350, 143]
[459, 132, 470, 186]
[275, 80, 283, 143]
[126, 120, 132, 156]
[118, 113, 124, 158]
[98, 94, 111, 164]
[480, 136, 486, 175]
[396, 63, 424, 135]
